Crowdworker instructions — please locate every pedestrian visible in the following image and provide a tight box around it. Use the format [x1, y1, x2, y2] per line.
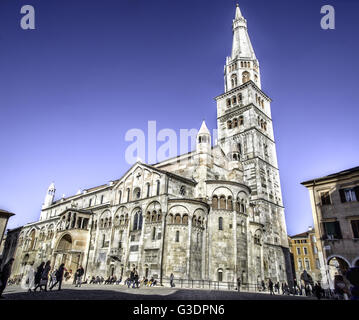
[39, 260, 51, 292]
[261, 280, 266, 291]
[23, 261, 36, 292]
[170, 273, 175, 288]
[345, 266, 359, 301]
[237, 277, 241, 292]
[33, 261, 45, 292]
[0, 258, 15, 299]
[274, 282, 279, 294]
[268, 279, 274, 295]
[313, 282, 323, 300]
[134, 271, 139, 288]
[50, 263, 66, 291]
[48, 269, 57, 288]
[129, 269, 135, 288]
[75, 266, 84, 287]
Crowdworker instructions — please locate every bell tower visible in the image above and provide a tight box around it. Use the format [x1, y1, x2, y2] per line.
[215, 4, 292, 284]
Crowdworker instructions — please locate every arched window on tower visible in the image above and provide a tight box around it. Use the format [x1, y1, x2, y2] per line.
[242, 71, 250, 83]
[233, 118, 238, 128]
[228, 196, 233, 211]
[227, 120, 232, 129]
[212, 195, 218, 209]
[232, 96, 237, 105]
[239, 116, 244, 126]
[220, 196, 226, 209]
[218, 217, 223, 230]
[226, 99, 231, 107]
[231, 74, 238, 88]
[175, 230, 180, 242]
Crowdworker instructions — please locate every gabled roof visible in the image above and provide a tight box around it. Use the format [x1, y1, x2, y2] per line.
[289, 230, 314, 239]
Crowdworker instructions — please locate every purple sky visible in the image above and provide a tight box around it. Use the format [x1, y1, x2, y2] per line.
[0, 0, 358, 236]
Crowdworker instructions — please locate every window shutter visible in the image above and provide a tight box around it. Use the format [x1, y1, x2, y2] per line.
[354, 186, 359, 201]
[339, 189, 346, 203]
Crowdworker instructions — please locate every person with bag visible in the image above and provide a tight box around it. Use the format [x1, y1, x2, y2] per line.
[50, 263, 66, 291]
[23, 261, 35, 292]
[39, 260, 51, 292]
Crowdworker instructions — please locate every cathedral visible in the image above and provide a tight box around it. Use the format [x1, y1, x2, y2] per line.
[10, 5, 293, 287]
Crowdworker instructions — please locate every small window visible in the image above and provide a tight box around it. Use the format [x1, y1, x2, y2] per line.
[297, 247, 301, 255]
[218, 269, 223, 282]
[321, 192, 331, 205]
[351, 220, 359, 238]
[100, 195, 104, 204]
[175, 231, 180, 242]
[303, 247, 308, 255]
[339, 188, 359, 203]
[323, 221, 342, 239]
[156, 181, 160, 196]
[89, 199, 92, 207]
[218, 217, 223, 230]
[180, 186, 186, 196]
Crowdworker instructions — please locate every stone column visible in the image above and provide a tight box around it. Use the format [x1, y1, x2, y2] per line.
[186, 215, 192, 279]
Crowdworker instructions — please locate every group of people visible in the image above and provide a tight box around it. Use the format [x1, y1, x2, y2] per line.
[0, 258, 87, 298]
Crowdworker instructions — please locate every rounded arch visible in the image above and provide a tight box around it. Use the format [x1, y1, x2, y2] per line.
[56, 233, 72, 251]
[145, 201, 162, 214]
[327, 255, 351, 268]
[352, 257, 359, 267]
[212, 186, 234, 198]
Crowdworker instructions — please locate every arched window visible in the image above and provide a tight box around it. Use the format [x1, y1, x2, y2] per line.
[146, 212, 151, 222]
[175, 231, 180, 242]
[233, 118, 238, 128]
[156, 180, 160, 196]
[146, 183, 150, 198]
[151, 211, 157, 223]
[226, 99, 231, 107]
[218, 269, 223, 282]
[238, 93, 242, 102]
[227, 120, 232, 129]
[232, 96, 237, 105]
[175, 214, 181, 224]
[218, 217, 223, 230]
[182, 214, 188, 225]
[118, 191, 122, 204]
[242, 71, 250, 83]
[133, 187, 141, 200]
[168, 214, 174, 224]
[239, 116, 244, 126]
[228, 196, 233, 211]
[133, 212, 138, 231]
[220, 196, 226, 209]
[231, 74, 238, 88]
[212, 195, 218, 209]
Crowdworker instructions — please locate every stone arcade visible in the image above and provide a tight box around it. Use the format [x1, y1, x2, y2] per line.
[10, 5, 293, 286]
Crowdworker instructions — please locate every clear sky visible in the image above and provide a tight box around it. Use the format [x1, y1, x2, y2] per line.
[0, 0, 358, 236]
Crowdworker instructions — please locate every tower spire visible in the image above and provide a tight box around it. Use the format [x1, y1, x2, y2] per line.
[235, 3, 242, 19]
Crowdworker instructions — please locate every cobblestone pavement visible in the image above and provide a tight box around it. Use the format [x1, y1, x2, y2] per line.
[1, 284, 315, 300]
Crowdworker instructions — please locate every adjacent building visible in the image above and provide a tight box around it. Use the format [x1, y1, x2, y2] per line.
[9, 5, 293, 287]
[288, 227, 321, 285]
[302, 166, 359, 289]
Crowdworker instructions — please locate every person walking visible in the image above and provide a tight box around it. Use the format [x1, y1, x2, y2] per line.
[261, 280, 266, 292]
[170, 273, 175, 288]
[346, 266, 359, 301]
[50, 263, 66, 291]
[75, 266, 84, 287]
[24, 261, 35, 292]
[0, 258, 14, 299]
[129, 269, 135, 288]
[33, 261, 45, 292]
[274, 282, 279, 294]
[313, 282, 323, 300]
[39, 260, 51, 292]
[268, 279, 274, 295]
[134, 271, 139, 288]
[236, 277, 241, 293]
